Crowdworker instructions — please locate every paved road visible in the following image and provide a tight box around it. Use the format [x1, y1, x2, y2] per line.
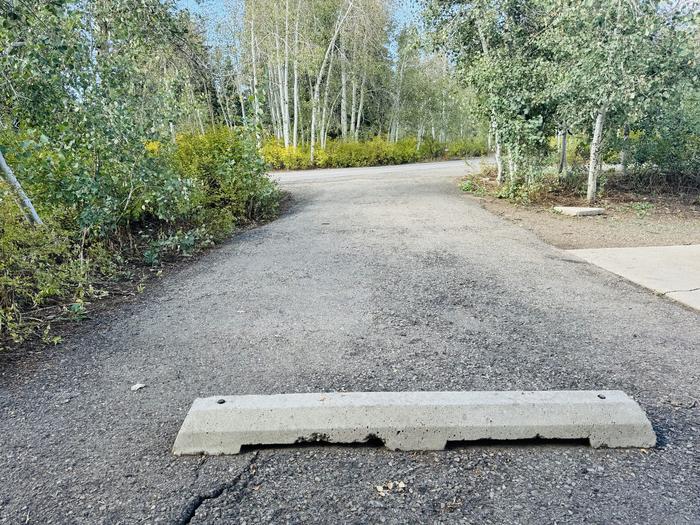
[1, 160, 699, 524]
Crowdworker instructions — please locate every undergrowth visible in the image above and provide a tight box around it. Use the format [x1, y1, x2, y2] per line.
[1, 126, 280, 348]
[262, 136, 488, 170]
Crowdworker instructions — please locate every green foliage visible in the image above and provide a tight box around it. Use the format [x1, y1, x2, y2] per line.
[607, 89, 700, 192]
[261, 136, 487, 170]
[446, 137, 489, 158]
[1, 126, 279, 347]
[1, 192, 89, 343]
[460, 178, 486, 196]
[0, 2, 281, 347]
[427, 0, 699, 198]
[174, 127, 280, 238]
[625, 202, 654, 218]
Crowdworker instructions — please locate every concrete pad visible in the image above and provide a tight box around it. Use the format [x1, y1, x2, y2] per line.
[553, 206, 605, 216]
[172, 391, 655, 455]
[569, 244, 700, 310]
[667, 290, 700, 311]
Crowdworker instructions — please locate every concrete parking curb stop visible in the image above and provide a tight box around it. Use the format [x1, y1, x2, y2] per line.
[173, 390, 656, 455]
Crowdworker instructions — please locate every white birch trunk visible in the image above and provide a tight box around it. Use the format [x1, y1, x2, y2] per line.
[350, 78, 357, 135]
[558, 126, 568, 178]
[283, 0, 291, 146]
[236, 77, 246, 122]
[587, 109, 606, 203]
[340, 52, 348, 139]
[267, 63, 281, 139]
[310, 0, 354, 163]
[354, 73, 365, 141]
[495, 133, 504, 184]
[274, 31, 288, 145]
[320, 49, 335, 148]
[0, 149, 43, 225]
[250, 16, 261, 145]
[291, 0, 301, 147]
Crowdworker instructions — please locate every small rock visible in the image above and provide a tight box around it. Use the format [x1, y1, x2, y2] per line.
[131, 384, 147, 392]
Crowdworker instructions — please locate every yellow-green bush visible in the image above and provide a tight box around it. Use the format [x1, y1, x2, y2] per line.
[1, 126, 280, 347]
[261, 141, 314, 170]
[262, 136, 488, 170]
[445, 137, 489, 158]
[174, 127, 280, 239]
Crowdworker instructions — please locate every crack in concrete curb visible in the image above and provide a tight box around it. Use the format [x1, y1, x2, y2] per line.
[173, 451, 260, 525]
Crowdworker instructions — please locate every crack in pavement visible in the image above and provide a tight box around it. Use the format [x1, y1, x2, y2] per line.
[173, 451, 261, 525]
[662, 286, 700, 295]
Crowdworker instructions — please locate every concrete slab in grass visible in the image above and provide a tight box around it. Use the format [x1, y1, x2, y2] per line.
[553, 206, 605, 216]
[172, 390, 655, 455]
[569, 244, 700, 311]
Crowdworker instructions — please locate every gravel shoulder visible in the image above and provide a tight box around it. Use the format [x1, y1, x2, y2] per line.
[1, 160, 699, 524]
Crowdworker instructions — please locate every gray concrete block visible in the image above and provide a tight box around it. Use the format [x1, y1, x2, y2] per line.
[553, 206, 605, 216]
[173, 391, 655, 455]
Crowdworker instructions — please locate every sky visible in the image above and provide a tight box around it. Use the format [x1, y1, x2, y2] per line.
[176, 0, 421, 44]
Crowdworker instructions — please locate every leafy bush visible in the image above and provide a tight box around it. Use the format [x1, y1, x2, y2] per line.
[174, 127, 280, 238]
[261, 135, 488, 170]
[1, 126, 279, 347]
[260, 141, 314, 170]
[446, 137, 487, 158]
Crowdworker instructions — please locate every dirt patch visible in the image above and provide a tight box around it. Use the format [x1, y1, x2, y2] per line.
[474, 194, 700, 250]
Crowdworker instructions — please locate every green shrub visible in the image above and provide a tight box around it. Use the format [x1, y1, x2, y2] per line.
[174, 127, 280, 239]
[446, 136, 489, 157]
[1, 125, 280, 347]
[261, 135, 488, 170]
[0, 192, 94, 343]
[460, 178, 486, 196]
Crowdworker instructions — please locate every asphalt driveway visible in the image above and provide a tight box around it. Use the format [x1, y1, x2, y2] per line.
[1, 160, 698, 524]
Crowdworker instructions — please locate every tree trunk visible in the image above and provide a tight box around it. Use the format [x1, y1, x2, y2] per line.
[587, 109, 606, 203]
[620, 122, 629, 177]
[267, 64, 281, 139]
[320, 49, 335, 148]
[236, 76, 247, 122]
[292, 0, 301, 148]
[350, 78, 356, 136]
[274, 34, 288, 145]
[508, 148, 517, 183]
[273, 2, 291, 147]
[495, 133, 504, 184]
[0, 149, 43, 225]
[340, 48, 348, 139]
[292, 61, 299, 147]
[250, 15, 261, 145]
[354, 74, 365, 140]
[310, 0, 353, 163]
[391, 58, 406, 143]
[283, 0, 291, 146]
[558, 127, 568, 178]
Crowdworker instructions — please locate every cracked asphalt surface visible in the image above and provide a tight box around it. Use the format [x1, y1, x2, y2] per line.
[1, 160, 699, 524]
